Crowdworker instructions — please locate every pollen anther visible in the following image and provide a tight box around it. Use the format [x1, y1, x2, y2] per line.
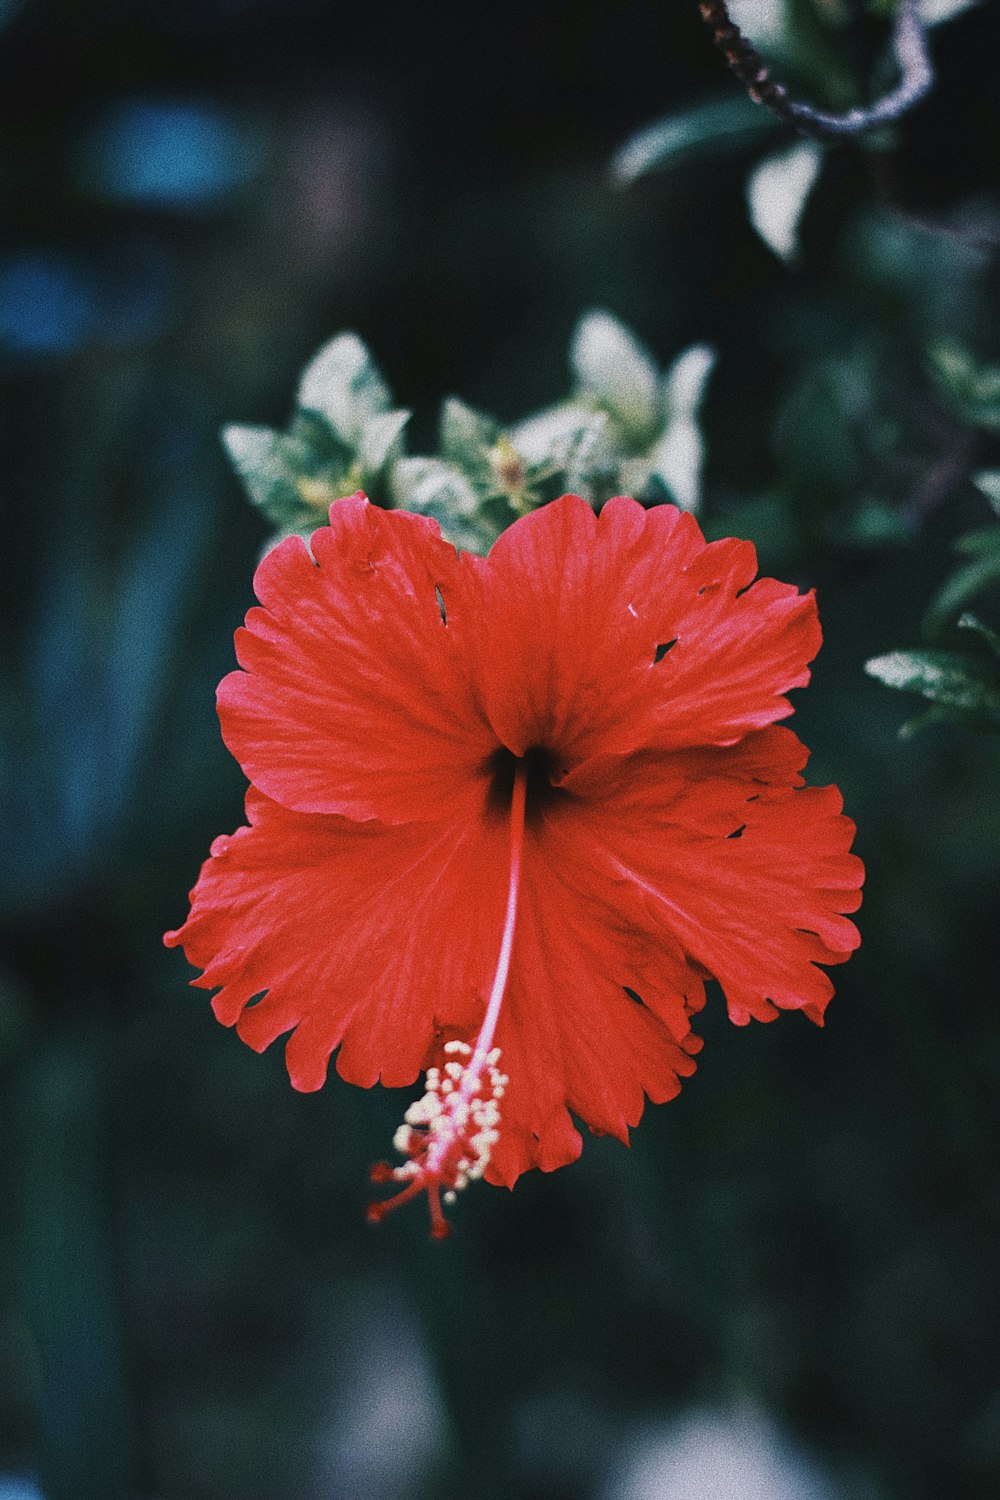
[366, 1046, 508, 1238]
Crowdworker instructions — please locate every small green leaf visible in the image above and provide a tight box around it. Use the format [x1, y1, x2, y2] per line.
[972, 470, 1000, 516]
[928, 343, 1000, 433]
[440, 398, 499, 466]
[221, 424, 302, 518]
[391, 457, 480, 519]
[746, 140, 824, 263]
[296, 332, 391, 443]
[357, 408, 410, 480]
[865, 649, 1000, 723]
[391, 456, 498, 552]
[625, 421, 704, 512]
[570, 311, 661, 441]
[611, 96, 778, 184]
[958, 612, 1000, 659]
[924, 552, 1000, 637]
[952, 527, 1000, 558]
[510, 404, 614, 483]
[898, 704, 965, 739]
[663, 344, 716, 423]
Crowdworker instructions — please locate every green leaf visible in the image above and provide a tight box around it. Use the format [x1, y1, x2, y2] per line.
[928, 343, 1000, 433]
[510, 404, 614, 482]
[898, 704, 966, 739]
[221, 424, 302, 519]
[958, 612, 1000, 660]
[664, 343, 716, 421]
[952, 527, 1000, 557]
[746, 141, 823, 263]
[391, 457, 480, 519]
[616, 344, 717, 509]
[611, 96, 778, 184]
[391, 456, 498, 552]
[625, 421, 704, 512]
[357, 408, 410, 480]
[972, 470, 1000, 516]
[865, 649, 1000, 723]
[296, 332, 391, 443]
[570, 311, 661, 442]
[440, 398, 499, 467]
[924, 552, 1000, 637]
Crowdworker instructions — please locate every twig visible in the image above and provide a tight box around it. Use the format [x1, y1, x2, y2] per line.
[697, 0, 934, 142]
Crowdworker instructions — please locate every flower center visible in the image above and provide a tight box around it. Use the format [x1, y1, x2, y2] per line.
[487, 742, 563, 820]
[367, 759, 527, 1239]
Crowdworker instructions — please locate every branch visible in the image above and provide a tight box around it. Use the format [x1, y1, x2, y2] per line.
[697, 0, 934, 142]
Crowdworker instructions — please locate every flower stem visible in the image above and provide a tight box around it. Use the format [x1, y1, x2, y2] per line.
[698, 0, 934, 142]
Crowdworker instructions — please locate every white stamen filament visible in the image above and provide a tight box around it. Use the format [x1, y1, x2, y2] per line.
[368, 760, 526, 1234]
[422, 760, 526, 1179]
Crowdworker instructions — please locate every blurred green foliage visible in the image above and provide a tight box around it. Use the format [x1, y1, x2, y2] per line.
[1, 1, 999, 1499]
[226, 313, 717, 555]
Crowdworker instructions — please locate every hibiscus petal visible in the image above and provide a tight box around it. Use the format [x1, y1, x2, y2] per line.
[164, 789, 510, 1091]
[470, 493, 821, 770]
[572, 761, 863, 1027]
[468, 493, 707, 766]
[561, 725, 810, 831]
[646, 547, 822, 749]
[218, 494, 496, 822]
[485, 819, 701, 1188]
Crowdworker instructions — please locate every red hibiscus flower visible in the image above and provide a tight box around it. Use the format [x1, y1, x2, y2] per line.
[165, 492, 863, 1238]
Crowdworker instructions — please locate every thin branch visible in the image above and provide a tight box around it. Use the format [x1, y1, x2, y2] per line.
[697, 0, 934, 142]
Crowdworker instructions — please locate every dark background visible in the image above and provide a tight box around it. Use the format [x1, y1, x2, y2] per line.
[1, 2, 999, 1497]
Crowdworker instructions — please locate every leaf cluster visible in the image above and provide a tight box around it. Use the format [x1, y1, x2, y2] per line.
[223, 317, 716, 556]
[865, 466, 1000, 734]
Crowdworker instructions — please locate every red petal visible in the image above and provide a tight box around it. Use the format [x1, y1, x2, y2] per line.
[646, 546, 822, 750]
[164, 789, 510, 1091]
[484, 817, 702, 1188]
[468, 494, 706, 765]
[561, 725, 811, 829]
[566, 744, 863, 1028]
[470, 494, 821, 767]
[218, 495, 495, 822]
